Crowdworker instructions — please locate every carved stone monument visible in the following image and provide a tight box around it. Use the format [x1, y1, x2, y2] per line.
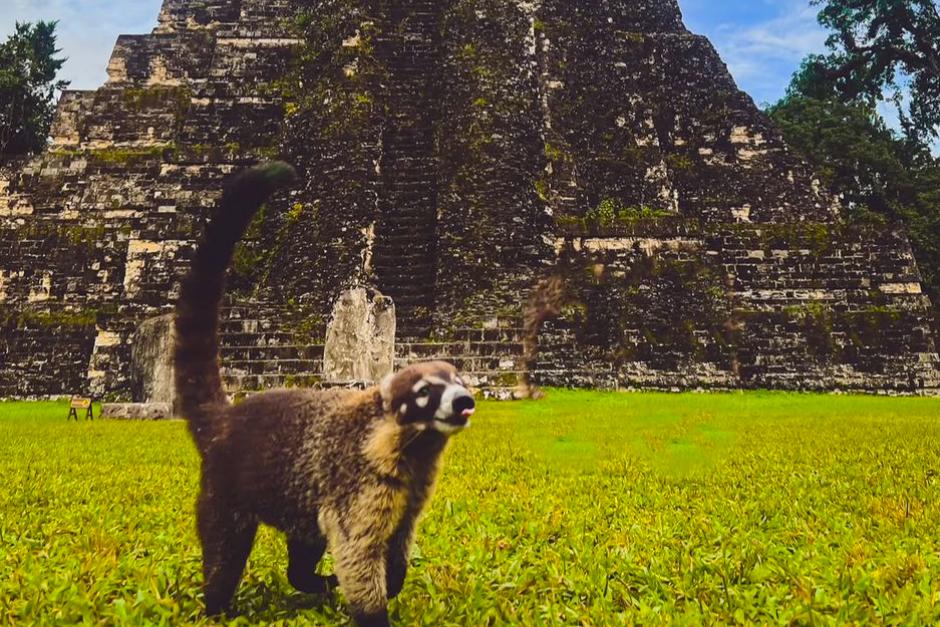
[101, 314, 176, 420]
[130, 314, 177, 407]
[323, 288, 396, 384]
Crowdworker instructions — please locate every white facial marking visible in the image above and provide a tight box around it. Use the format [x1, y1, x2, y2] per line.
[399, 403, 408, 415]
[435, 385, 460, 420]
[431, 420, 464, 435]
[412, 380, 430, 393]
[415, 395, 429, 408]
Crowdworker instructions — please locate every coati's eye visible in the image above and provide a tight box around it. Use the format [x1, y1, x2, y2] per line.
[417, 387, 431, 398]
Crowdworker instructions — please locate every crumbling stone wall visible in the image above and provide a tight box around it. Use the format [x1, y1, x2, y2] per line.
[0, 0, 936, 399]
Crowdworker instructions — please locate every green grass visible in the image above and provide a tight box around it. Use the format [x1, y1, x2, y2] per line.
[2, 391, 940, 625]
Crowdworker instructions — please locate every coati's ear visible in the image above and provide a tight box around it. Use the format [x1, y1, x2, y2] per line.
[380, 372, 395, 412]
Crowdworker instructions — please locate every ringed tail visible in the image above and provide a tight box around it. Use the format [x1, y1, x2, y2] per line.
[174, 162, 297, 449]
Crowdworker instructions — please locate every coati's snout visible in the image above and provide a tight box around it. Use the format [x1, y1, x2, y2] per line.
[381, 361, 475, 434]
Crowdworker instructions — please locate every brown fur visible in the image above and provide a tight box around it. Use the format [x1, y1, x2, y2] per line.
[174, 163, 474, 627]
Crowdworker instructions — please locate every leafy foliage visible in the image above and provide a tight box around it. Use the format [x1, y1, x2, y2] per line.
[0, 21, 69, 158]
[792, 0, 940, 145]
[3, 393, 940, 624]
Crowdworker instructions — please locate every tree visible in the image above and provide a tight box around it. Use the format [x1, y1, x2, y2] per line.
[792, 0, 939, 146]
[0, 21, 69, 158]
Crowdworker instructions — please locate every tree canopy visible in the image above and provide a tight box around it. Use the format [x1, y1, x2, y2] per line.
[0, 21, 69, 158]
[791, 0, 940, 146]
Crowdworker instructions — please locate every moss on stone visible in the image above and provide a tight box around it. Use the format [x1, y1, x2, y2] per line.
[121, 86, 192, 116]
[89, 145, 175, 166]
[2, 309, 99, 329]
[544, 142, 567, 163]
[562, 198, 673, 231]
[666, 153, 694, 170]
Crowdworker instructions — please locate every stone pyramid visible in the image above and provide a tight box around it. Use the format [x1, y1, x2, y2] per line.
[0, 0, 937, 399]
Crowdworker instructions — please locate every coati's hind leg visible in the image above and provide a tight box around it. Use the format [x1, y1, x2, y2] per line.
[287, 536, 338, 594]
[198, 494, 258, 616]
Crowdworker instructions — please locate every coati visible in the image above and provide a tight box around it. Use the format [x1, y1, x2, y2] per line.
[174, 162, 476, 627]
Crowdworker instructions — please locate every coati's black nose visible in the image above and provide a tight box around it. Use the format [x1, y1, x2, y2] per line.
[452, 394, 475, 419]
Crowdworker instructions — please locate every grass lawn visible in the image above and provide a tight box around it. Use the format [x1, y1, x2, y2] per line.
[2, 391, 940, 625]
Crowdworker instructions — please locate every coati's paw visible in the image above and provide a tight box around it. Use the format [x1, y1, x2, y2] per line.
[353, 610, 391, 627]
[203, 598, 237, 618]
[288, 570, 338, 594]
[386, 564, 407, 599]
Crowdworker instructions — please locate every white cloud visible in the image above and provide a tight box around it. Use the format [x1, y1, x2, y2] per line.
[0, 0, 162, 90]
[703, 1, 828, 105]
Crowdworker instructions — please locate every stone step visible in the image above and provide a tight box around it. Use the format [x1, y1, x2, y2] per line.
[222, 359, 322, 375]
[381, 182, 436, 195]
[220, 344, 324, 361]
[395, 356, 522, 373]
[379, 291, 435, 305]
[397, 323, 433, 338]
[219, 331, 297, 346]
[377, 227, 437, 241]
[381, 190, 436, 204]
[398, 341, 525, 357]
[218, 318, 285, 334]
[222, 372, 323, 392]
[372, 241, 436, 255]
[375, 267, 437, 283]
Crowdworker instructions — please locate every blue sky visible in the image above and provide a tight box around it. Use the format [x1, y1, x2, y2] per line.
[1, 0, 826, 107]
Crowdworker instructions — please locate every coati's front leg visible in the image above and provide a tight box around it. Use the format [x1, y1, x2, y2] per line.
[287, 536, 337, 594]
[319, 494, 407, 627]
[198, 495, 258, 616]
[331, 538, 391, 627]
[385, 514, 418, 599]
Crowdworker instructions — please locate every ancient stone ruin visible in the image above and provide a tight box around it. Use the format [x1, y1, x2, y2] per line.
[1, 0, 937, 400]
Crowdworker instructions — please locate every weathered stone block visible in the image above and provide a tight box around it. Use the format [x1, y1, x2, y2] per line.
[130, 314, 176, 407]
[101, 402, 174, 420]
[324, 288, 396, 384]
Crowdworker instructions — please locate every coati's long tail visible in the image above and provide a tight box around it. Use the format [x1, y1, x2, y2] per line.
[174, 162, 297, 450]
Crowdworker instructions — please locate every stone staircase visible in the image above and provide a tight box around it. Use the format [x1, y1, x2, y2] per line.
[217, 303, 526, 398]
[218, 304, 324, 392]
[398, 321, 527, 398]
[373, 1, 444, 338]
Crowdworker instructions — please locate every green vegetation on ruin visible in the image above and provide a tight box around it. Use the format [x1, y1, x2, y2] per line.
[51, 144, 176, 166]
[121, 86, 192, 116]
[0, 307, 100, 329]
[557, 198, 674, 232]
[2, 391, 940, 624]
[16, 223, 107, 251]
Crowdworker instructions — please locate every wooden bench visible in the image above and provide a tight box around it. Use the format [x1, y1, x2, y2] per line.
[67, 397, 94, 421]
